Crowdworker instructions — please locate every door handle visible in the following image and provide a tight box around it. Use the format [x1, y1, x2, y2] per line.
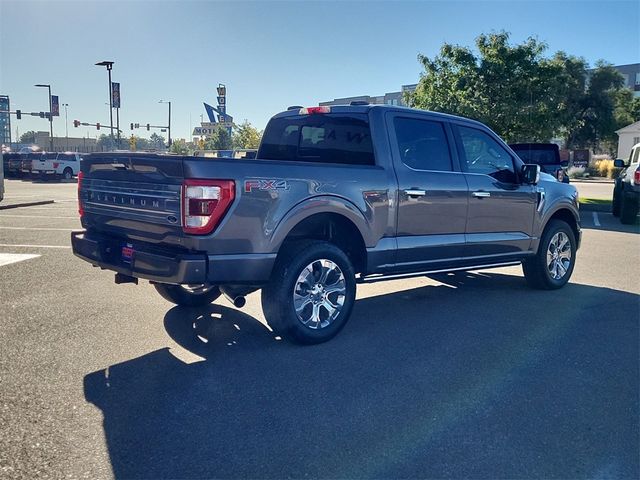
[472, 191, 491, 198]
[405, 189, 426, 197]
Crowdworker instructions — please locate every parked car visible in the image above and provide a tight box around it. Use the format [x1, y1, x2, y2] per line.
[509, 143, 569, 183]
[2, 152, 23, 177]
[31, 152, 82, 180]
[21, 152, 47, 176]
[72, 104, 581, 344]
[613, 142, 640, 224]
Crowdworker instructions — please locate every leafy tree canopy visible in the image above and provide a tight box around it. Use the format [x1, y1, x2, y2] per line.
[408, 31, 633, 152]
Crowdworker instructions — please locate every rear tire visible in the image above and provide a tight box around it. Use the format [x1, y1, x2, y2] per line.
[62, 168, 73, 181]
[154, 283, 221, 307]
[262, 240, 356, 344]
[523, 219, 576, 290]
[620, 194, 639, 225]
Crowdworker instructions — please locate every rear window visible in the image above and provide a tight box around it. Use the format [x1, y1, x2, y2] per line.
[258, 113, 375, 165]
[510, 145, 559, 165]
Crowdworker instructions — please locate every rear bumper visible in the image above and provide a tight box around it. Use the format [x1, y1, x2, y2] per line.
[71, 230, 275, 285]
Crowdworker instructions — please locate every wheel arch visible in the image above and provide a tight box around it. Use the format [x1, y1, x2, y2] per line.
[270, 198, 370, 273]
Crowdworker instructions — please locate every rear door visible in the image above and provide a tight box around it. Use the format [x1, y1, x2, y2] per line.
[452, 124, 536, 259]
[388, 112, 468, 271]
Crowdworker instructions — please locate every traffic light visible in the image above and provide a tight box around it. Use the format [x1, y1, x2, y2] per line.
[96, 123, 100, 130]
[73, 120, 80, 127]
[15, 110, 21, 120]
[146, 124, 150, 131]
[130, 123, 134, 130]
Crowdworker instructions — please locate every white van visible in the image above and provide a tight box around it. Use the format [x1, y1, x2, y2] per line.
[31, 152, 82, 180]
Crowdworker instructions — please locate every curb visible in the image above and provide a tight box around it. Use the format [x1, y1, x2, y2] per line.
[0, 200, 55, 210]
[571, 179, 615, 184]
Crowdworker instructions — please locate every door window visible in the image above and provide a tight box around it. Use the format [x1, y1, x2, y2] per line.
[394, 117, 453, 171]
[456, 126, 517, 183]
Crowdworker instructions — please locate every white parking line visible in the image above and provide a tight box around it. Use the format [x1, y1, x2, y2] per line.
[0, 226, 75, 231]
[0, 243, 71, 249]
[0, 215, 78, 219]
[0, 253, 41, 267]
[592, 211, 601, 227]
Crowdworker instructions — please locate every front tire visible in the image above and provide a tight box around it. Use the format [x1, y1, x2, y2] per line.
[612, 187, 621, 217]
[523, 219, 576, 290]
[262, 241, 356, 344]
[620, 194, 639, 224]
[154, 283, 221, 306]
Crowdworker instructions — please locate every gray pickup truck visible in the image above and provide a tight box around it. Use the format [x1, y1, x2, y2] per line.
[72, 104, 581, 343]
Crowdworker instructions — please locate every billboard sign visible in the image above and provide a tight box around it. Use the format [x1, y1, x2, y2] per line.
[112, 82, 121, 108]
[51, 95, 59, 116]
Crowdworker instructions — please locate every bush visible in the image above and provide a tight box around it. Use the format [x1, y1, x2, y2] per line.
[568, 166, 587, 179]
[592, 159, 622, 179]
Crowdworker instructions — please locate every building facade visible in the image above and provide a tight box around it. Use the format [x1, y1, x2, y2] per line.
[0, 95, 11, 145]
[616, 121, 640, 159]
[31, 132, 98, 152]
[320, 84, 417, 107]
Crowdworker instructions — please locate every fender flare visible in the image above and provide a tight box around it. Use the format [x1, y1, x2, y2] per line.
[268, 195, 373, 252]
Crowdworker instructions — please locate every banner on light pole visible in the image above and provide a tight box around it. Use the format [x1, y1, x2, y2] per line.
[112, 82, 121, 108]
[51, 95, 59, 116]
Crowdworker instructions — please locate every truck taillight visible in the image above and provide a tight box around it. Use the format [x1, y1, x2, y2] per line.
[182, 180, 235, 235]
[635, 170, 640, 185]
[299, 106, 330, 115]
[77, 171, 84, 217]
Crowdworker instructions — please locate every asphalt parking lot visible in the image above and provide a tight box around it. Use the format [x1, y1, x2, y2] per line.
[0, 178, 638, 479]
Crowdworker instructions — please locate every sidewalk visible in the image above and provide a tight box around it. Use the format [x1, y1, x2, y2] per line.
[571, 177, 614, 184]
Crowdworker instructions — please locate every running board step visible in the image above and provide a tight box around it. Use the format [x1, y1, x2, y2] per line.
[357, 261, 522, 284]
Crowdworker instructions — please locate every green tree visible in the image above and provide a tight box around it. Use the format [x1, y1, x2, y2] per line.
[149, 133, 166, 150]
[169, 138, 190, 155]
[19, 131, 37, 143]
[233, 120, 262, 149]
[204, 124, 233, 150]
[564, 62, 626, 152]
[96, 134, 117, 151]
[408, 32, 570, 143]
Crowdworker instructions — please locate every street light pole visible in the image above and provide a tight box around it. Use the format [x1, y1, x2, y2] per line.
[63, 103, 69, 150]
[95, 61, 114, 146]
[35, 84, 53, 151]
[159, 100, 172, 148]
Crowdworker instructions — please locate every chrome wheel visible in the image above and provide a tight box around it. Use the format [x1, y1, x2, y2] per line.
[293, 259, 346, 330]
[546, 232, 572, 280]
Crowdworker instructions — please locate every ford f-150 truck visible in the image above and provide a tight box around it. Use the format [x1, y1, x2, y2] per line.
[72, 105, 581, 344]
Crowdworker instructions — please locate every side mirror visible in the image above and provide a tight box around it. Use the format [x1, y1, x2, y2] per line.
[614, 159, 626, 168]
[522, 164, 540, 185]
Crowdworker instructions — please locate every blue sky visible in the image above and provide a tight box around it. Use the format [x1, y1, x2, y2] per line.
[1, 0, 638, 142]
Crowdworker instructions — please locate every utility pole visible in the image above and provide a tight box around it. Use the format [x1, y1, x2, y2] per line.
[63, 103, 69, 150]
[159, 100, 172, 148]
[34, 84, 53, 151]
[95, 61, 115, 145]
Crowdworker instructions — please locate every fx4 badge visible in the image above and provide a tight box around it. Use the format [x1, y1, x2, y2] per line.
[244, 179, 290, 193]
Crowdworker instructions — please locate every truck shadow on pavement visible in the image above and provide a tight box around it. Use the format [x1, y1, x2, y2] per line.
[84, 272, 639, 479]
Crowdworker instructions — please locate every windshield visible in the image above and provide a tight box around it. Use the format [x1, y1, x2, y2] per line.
[510, 146, 560, 165]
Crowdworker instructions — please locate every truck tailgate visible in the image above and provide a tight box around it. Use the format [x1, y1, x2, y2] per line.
[79, 153, 186, 246]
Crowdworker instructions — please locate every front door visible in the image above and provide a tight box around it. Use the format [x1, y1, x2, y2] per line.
[389, 113, 469, 271]
[452, 124, 537, 261]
